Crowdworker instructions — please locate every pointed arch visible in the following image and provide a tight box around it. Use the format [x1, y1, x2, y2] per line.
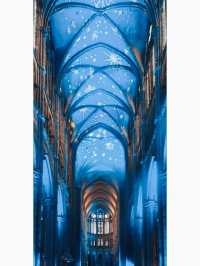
[42, 154, 54, 198]
[146, 156, 159, 202]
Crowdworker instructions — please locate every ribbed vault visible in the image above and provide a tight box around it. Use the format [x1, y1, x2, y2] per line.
[44, 0, 153, 264]
[82, 181, 119, 257]
[45, 0, 152, 189]
[82, 181, 118, 217]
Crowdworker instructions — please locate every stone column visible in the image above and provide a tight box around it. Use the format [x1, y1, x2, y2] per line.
[133, 186, 144, 266]
[144, 200, 159, 266]
[56, 185, 70, 266]
[158, 171, 166, 266]
[119, 185, 127, 266]
[42, 197, 57, 266]
[34, 169, 42, 266]
[71, 186, 81, 266]
[143, 157, 159, 266]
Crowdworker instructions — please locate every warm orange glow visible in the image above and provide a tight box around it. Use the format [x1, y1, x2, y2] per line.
[132, 47, 144, 71]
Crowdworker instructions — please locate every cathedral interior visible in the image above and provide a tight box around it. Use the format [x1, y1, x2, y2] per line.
[33, 0, 166, 265]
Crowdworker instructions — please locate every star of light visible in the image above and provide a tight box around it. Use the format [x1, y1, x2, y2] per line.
[105, 142, 114, 150]
[86, 27, 91, 33]
[105, 52, 122, 65]
[93, 151, 97, 157]
[84, 84, 95, 93]
[124, 48, 129, 55]
[79, 107, 88, 119]
[111, 27, 117, 33]
[80, 108, 88, 113]
[118, 10, 123, 16]
[92, 0, 113, 8]
[102, 130, 107, 136]
[92, 31, 99, 41]
[88, 68, 94, 76]
[72, 69, 79, 75]
[71, 21, 76, 28]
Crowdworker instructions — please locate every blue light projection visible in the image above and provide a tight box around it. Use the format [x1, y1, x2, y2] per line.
[42, 155, 53, 198]
[130, 185, 143, 231]
[33, 140, 37, 169]
[126, 259, 135, 266]
[75, 127, 126, 184]
[46, 0, 151, 189]
[136, 186, 143, 219]
[57, 185, 65, 217]
[57, 185, 64, 235]
[57, 183, 69, 238]
[146, 157, 158, 202]
[34, 1, 166, 265]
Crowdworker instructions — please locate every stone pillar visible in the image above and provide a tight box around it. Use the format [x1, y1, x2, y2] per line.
[119, 185, 127, 266]
[133, 186, 144, 266]
[34, 169, 42, 266]
[56, 215, 66, 266]
[41, 197, 57, 266]
[158, 171, 166, 266]
[144, 200, 159, 266]
[56, 189, 70, 266]
[71, 186, 81, 266]
[143, 157, 159, 266]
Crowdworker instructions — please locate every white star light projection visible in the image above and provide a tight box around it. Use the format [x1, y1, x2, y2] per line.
[50, 0, 150, 185]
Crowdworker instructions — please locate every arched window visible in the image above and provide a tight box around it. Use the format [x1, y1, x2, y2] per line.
[87, 208, 113, 248]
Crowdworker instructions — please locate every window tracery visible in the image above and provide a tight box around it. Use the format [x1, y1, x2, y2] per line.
[87, 209, 113, 248]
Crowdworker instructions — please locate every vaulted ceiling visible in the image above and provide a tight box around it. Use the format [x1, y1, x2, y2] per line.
[44, 0, 153, 189]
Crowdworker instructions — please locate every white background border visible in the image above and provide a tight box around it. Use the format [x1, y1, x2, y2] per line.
[0, 0, 200, 265]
